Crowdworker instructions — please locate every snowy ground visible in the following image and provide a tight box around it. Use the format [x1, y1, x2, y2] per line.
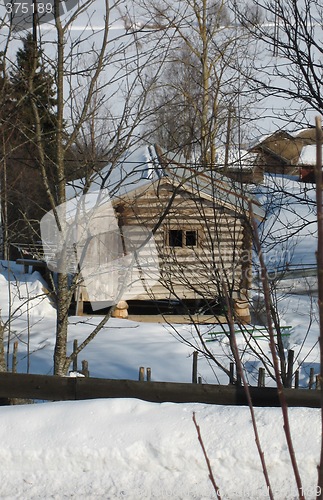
[0, 398, 320, 499]
[0, 261, 320, 499]
[0, 174, 321, 498]
[0, 259, 319, 387]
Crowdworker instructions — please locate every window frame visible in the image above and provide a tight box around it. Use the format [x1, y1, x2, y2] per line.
[167, 228, 198, 248]
[168, 229, 183, 247]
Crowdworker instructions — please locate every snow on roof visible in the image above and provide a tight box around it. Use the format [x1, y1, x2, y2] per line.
[248, 128, 323, 169]
[250, 127, 320, 147]
[297, 144, 321, 166]
[289, 128, 317, 139]
[67, 144, 264, 218]
[248, 131, 291, 150]
[66, 144, 160, 200]
[215, 146, 258, 171]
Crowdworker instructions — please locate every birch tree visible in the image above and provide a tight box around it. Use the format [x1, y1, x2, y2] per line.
[50, 1, 167, 375]
[0, 0, 167, 375]
[138, 0, 256, 163]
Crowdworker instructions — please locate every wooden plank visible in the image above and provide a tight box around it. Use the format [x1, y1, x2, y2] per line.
[16, 259, 46, 268]
[0, 372, 320, 407]
[127, 314, 227, 324]
[52, 379, 323, 407]
[0, 372, 76, 401]
[75, 378, 239, 404]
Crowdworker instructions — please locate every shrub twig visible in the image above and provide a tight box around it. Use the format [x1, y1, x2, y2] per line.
[250, 202, 305, 500]
[222, 280, 274, 500]
[192, 412, 222, 500]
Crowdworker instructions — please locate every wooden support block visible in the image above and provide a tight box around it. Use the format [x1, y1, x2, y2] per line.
[234, 299, 251, 324]
[75, 290, 84, 316]
[111, 301, 129, 319]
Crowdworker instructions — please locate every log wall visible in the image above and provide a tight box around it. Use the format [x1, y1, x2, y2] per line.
[78, 180, 252, 303]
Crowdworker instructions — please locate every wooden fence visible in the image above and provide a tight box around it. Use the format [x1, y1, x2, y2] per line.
[0, 372, 321, 407]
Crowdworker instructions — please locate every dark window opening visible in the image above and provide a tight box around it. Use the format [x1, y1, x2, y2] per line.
[168, 229, 198, 247]
[185, 230, 197, 247]
[169, 229, 183, 247]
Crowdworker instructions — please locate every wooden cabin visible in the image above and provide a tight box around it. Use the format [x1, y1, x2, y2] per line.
[72, 145, 264, 320]
[215, 147, 264, 184]
[249, 127, 322, 182]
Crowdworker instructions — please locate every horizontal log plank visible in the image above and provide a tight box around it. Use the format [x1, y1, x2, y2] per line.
[0, 373, 76, 401]
[0, 372, 320, 407]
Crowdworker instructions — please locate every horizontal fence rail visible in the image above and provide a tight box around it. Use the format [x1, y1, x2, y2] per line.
[0, 372, 321, 408]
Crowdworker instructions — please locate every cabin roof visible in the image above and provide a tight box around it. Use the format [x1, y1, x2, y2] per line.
[249, 128, 322, 167]
[67, 144, 264, 219]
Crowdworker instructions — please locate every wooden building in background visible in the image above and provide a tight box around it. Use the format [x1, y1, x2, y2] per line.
[249, 127, 322, 183]
[71, 145, 264, 319]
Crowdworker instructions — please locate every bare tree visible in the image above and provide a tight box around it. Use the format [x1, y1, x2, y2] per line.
[315, 115, 323, 499]
[125, 0, 321, 392]
[232, 0, 323, 129]
[0, 0, 171, 375]
[116, 1, 292, 384]
[136, 0, 257, 163]
[48, 1, 170, 375]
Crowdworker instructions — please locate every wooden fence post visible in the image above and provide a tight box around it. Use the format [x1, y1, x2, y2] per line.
[258, 367, 265, 387]
[286, 349, 294, 388]
[81, 360, 89, 377]
[139, 366, 145, 381]
[309, 368, 315, 389]
[12, 341, 18, 374]
[229, 362, 235, 385]
[192, 351, 198, 384]
[73, 339, 78, 372]
[295, 369, 299, 389]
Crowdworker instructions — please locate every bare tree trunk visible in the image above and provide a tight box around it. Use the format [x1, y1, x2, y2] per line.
[0, 315, 6, 372]
[53, 0, 69, 376]
[1, 135, 9, 261]
[200, 0, 211, 166]
[315, 115, 323, 499]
